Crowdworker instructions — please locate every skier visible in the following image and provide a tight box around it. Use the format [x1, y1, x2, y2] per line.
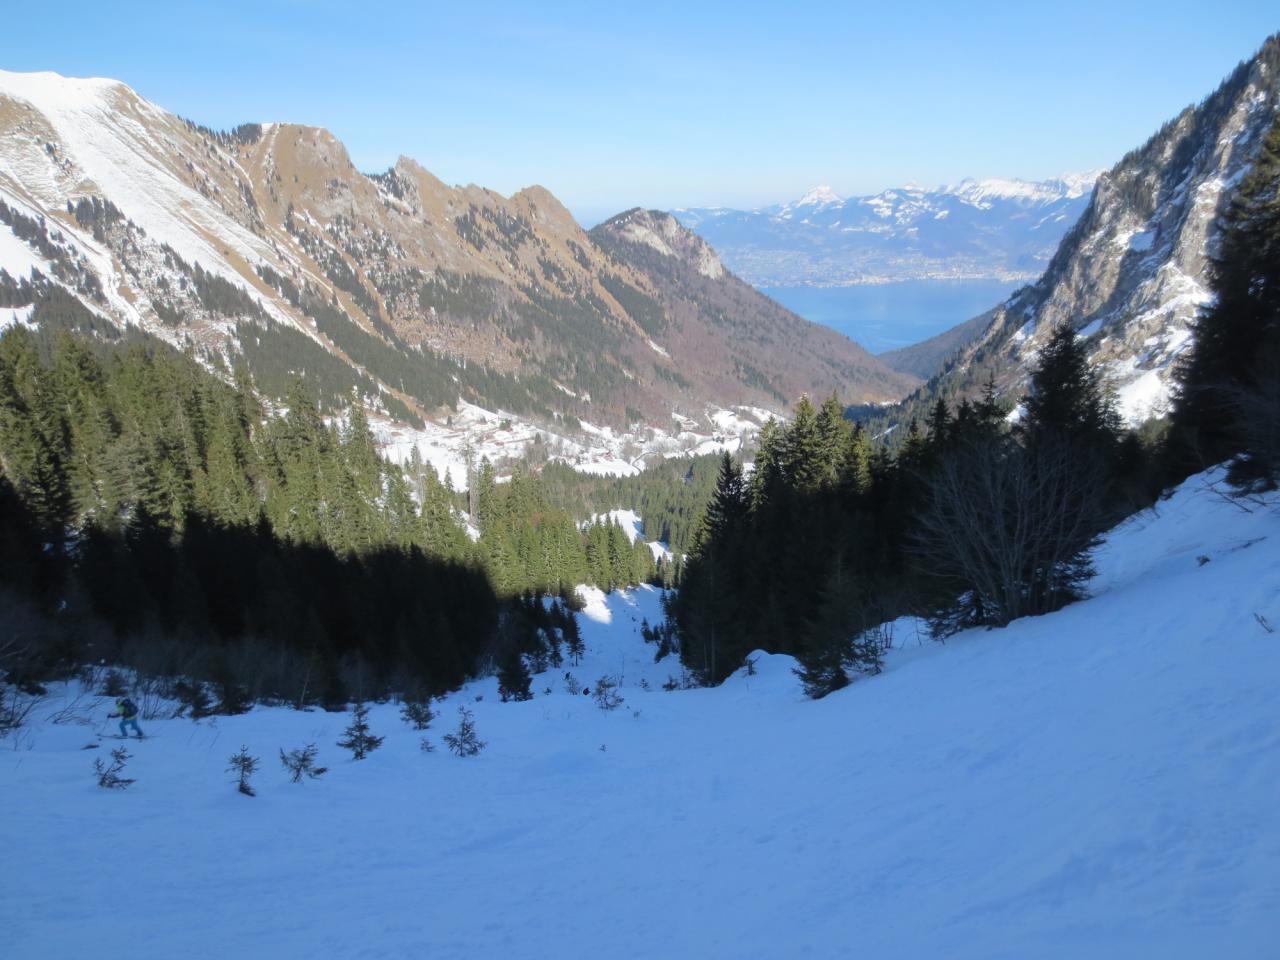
[109, 697, 144, 739]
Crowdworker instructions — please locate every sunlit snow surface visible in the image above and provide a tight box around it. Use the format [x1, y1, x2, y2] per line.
[4, 467, 1279, 958]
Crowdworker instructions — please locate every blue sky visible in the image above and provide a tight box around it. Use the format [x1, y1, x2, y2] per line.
[6, 2, 1277, 223]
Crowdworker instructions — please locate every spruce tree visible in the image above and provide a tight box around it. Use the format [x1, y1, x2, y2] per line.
[337, 701, 384, 760]
[780, 395, 826, 494]
[1021, 323, 1118, 448]
[497, 647, 533, 702]
[675, 453, 748, 682]
[1171, 114, 1280, 486]
[815, 392, 851, 486]
[228, 746, 259, 796]
[443, 705, 486, 757]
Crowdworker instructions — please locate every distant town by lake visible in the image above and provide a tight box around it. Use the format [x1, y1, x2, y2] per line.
[760, 279, 1023, 355]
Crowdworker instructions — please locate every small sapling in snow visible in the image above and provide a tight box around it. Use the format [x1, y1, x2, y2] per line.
[593, 675, 624, 711]
[400, 694, 436, 731]
[228, 746, 259, 796]
[443, 705, 486, 757]
[280, 743, 326, 782]
[337, 701, 384, 760]
[94, 746, 135, 789]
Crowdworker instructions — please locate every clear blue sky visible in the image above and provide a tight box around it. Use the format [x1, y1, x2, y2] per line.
[6, 1, 1277, 223]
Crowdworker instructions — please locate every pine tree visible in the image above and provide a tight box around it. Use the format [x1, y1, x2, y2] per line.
[337, 701, 384, 760]
[697, 452, 747, 546]
[675, 452, 748, 682]
[1171, 114, 1280, 486]
[749, 418, 784, 510]
[228, 746, 259, 796]
[925, 397, 952, 454]
[838, 423, 873, 497]
[815, 392, 851, 486]
[93, 746, 135, 789]
[1021, 323, 1119, 448]
[780, 395, 826, 494]
[443, 705, 486, 757]
[280, 744, 327, 782]
[592, 674, 624, 710]
[497, 647, 533, 702]
[400, 691, 436, 730]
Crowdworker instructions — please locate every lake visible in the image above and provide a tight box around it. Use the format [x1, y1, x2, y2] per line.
[759, 279, 1022, 354]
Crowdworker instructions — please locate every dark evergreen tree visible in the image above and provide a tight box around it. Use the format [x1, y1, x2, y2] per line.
[400, 691, 436, 730]
[1021, 323, 1119, 448]
[497, 647, 533, 702]
[1171, 114, 1280, 487]
[673, 452, 748, 681]
[337, 701, 384, 760]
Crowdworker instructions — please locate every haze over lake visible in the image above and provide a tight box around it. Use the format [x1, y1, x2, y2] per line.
[761, 279, 1021, 354]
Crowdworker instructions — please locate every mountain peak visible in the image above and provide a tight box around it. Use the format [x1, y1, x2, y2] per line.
[796, 184, 844, 207]
[595, 208, 726, 279]
[944, 173, 1100, 207]
[0, 68, 129, 111]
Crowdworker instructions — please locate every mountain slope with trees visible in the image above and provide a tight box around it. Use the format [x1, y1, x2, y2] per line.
[0, 69, 914, 473]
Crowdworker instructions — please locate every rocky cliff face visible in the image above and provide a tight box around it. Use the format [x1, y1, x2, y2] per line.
[927, 37, 1280, 424]
[0, 70, 915, 476]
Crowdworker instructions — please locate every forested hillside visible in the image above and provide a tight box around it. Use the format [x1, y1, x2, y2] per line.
[0, 290, 678, 706]
[670, 108, 1280, 694]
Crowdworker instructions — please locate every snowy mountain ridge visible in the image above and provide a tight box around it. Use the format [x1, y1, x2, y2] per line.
[944, 172, 1101, 207]
[673, 172, 1100, 287]
[3, 464, 1277, 957]
[0, 69, 913, 483]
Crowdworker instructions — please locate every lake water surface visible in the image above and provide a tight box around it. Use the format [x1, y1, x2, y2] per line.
[760, 280, 1022, 354]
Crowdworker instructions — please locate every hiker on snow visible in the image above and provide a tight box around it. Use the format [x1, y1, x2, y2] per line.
[110, 697, 143, 739]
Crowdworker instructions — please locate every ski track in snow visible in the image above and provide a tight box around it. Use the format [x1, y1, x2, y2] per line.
[2, 467, 1279, 958]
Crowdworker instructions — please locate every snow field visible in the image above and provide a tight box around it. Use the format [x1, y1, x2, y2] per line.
[3, 468, 1279, 958]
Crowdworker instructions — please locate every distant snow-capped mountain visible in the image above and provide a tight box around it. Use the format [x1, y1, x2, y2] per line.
[673, 173, 1101, 287]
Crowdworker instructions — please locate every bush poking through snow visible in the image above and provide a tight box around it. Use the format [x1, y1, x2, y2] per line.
[593, 675, 624, 711]
[228, 746, 259, 796]
[562, 672, 582, 696]
[280, 744, 326, 782]
[94, 747, 135, 789]
[400, 694, 436, 731]
[443, 706, 486, 757]
[337, 702, 383, 760]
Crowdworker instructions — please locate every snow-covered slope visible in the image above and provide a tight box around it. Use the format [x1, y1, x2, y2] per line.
[4, 467, 1278, 958]
[672, 173, 1099, 287]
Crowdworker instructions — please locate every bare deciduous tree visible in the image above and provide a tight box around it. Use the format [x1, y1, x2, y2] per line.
[912, 434, 1108, 635]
